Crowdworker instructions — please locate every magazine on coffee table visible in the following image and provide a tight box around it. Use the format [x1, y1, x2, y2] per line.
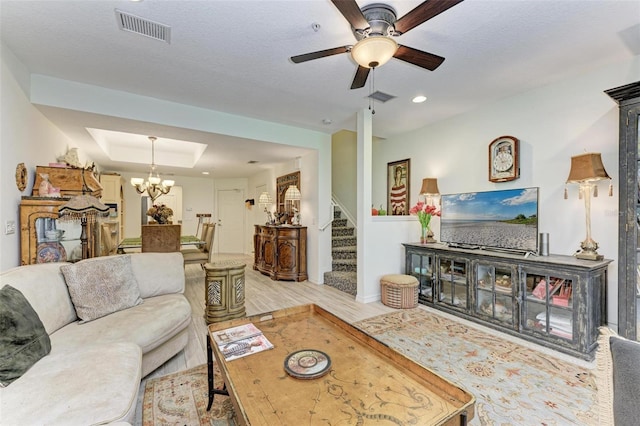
[212, 322, 274, 361]
[211, 323, 263, 346]
[220, 334, 274, 361]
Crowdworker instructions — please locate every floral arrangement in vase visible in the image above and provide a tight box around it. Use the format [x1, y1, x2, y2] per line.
[409, 201, 440, 244]
[147, 204, 173, 224]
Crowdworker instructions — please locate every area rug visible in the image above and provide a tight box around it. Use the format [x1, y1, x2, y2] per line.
[353, 308, 597, 425]
[142, 364, 235, 426]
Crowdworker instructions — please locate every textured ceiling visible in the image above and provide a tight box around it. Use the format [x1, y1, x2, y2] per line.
[1, 0, 639, 178]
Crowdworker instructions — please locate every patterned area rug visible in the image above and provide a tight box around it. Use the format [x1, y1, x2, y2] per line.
[353, 308, 597, 425]
[142, 364, 235, 425]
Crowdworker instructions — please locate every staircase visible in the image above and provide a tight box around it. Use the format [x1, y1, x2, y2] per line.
[324, 208, 357, 296]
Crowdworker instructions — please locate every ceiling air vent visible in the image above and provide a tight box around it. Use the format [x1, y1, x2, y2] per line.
[368, 91, 396, 103]
[115, 9, 171, 43]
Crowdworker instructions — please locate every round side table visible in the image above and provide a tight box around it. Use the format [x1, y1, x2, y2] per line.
[204, 260, 246, 324]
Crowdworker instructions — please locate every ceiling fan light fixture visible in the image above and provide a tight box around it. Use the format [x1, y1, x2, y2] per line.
[351, 36, 398, 68]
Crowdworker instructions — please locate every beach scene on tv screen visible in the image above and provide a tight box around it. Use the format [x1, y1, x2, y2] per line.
[441, 188, 539, 252]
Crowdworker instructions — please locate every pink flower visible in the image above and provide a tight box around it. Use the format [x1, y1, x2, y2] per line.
[410, 201, 440, 228]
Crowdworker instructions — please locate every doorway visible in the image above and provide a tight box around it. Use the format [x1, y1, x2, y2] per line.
[216, 188, 245, 253]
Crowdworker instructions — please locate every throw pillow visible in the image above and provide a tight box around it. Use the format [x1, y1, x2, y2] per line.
[61, 255, 143, 323]
[0, 285, 51, 387]
[610, 334, 640, 426]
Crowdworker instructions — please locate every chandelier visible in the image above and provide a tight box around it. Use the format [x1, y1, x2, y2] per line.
[130, 136, 174, 201]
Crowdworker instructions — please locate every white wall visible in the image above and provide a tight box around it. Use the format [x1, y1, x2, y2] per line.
[0, 45, 332, 276]
[116, 171, 215, 239]
[366, 55, 640, 327]
[0, 44, 95, 269]
[332, 130, 358, 222]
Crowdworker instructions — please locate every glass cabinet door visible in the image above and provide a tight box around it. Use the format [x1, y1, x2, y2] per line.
[408, 252, 435, 304]
[475, 262, 516, 325]
[522, 270, 575, 341]
[438, 257, 468, 309]
[35, 217, 82, 263]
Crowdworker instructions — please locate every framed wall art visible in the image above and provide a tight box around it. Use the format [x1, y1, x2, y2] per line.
[387, 159, 410, 216]
[276, 171, 300, 219]
[488, 135, 519, 182]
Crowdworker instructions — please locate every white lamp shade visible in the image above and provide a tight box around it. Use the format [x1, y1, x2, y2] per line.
[163, 179, 175, 187]
[284, 185, 301, 201]
[148, 176, 161, 185]
[131, 177, 144, 186]
[258, 192, 272, 205]
[351, 36, 398, 68]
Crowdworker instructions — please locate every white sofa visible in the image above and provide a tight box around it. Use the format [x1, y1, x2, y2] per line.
[0, 252, 192, 425]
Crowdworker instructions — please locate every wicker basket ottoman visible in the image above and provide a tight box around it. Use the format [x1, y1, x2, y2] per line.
[380, 274, 419, 309]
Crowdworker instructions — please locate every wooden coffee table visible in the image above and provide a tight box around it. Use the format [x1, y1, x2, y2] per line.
[207, 304, 474, 425]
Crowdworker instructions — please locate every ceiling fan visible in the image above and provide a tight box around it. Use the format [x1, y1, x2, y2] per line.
[291, 0, 464, 89]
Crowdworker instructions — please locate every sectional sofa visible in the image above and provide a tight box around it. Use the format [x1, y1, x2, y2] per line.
[0, 252, 191, 425]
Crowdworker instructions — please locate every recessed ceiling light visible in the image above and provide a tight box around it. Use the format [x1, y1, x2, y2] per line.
[412, 95, 427, 103]
[202, 171, 209, 175]
[322, 118, 332, 125]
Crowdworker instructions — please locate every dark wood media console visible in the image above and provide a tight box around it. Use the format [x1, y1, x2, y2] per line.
[404, 243, 611, 360]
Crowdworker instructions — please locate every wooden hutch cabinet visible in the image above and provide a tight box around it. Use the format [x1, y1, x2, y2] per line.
[20, 197, 97, 265]
[253, 225, 307, 281]
[20, 166, 102, 265]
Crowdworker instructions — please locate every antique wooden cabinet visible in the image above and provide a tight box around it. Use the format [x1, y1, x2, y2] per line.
[33, 166, 102, 197]
[20, 197, 96, 265]
[20, 166, 102, 265]
[404, 243, 611, 360]
[253, 225, 307, 281]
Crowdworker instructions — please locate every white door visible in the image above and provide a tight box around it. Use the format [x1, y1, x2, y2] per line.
[217, 188, 245, 253]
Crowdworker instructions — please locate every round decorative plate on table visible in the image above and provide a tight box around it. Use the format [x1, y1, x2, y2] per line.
[284, 349, 331, 379]
[36, 242, 67, 263]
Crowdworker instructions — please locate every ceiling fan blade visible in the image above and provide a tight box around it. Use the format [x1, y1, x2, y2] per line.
[290, 46, 351, 63]
[330, 0, 369, 30]
[350, 65, 370, 89]
[394, 0, 464, 35]
[394, 45, 445, 71]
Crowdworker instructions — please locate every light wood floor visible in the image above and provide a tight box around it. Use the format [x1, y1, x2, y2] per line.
[133, 253, 594, 424]
[133, 254, 396, 424]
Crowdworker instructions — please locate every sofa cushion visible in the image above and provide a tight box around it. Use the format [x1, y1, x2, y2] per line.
[0, 262, 76, 335]
[0, 342, 141, 425]
[0, 285, 51, 387]
[61, 255, 143, 323]
[51, 293, 191, 355]
[129, 252, 185, 298]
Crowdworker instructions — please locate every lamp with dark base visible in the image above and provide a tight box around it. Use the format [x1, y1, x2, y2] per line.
[59, 170, 110, 259]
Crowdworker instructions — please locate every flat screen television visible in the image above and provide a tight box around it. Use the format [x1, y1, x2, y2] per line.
[440, 187, 539, 253]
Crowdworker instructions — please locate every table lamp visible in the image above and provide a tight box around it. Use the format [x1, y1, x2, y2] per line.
[59, 193, 109, 259]
[565, 152, 612, 261]
[284, 185, 301, 225]
[258, 192, 274, 224]
[419, 178, 440, 206]
[59, 169, 110, 259]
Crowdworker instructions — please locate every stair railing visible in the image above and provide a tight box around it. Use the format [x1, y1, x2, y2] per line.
[319, 199, 337, 231]
[320, 194, 357, 231]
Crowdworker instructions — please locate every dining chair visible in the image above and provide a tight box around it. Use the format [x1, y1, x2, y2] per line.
[141, 224, 181, 253]
[182, 223, 216, 269]
[100, 223, 117, 256]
